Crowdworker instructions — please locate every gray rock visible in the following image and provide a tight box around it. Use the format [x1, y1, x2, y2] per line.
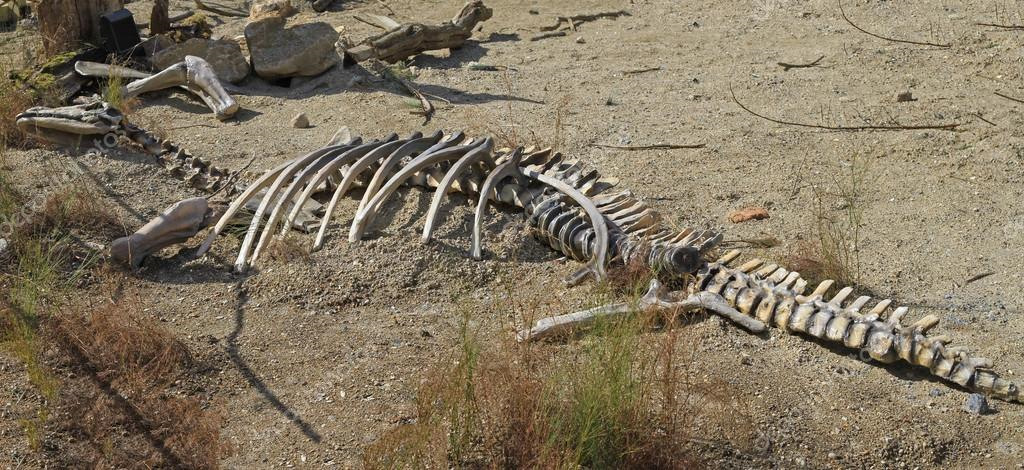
[964, 393, 990, 415]
[291, 113, 310, 128]
[244, 16, 340, 80]
[152, 38, 251, 83]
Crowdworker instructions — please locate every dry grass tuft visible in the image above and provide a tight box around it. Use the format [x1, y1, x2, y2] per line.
[0, 71, 38, 149]
[365, 292, 752, 469]
[265, 233, 312, 263]
[48, 298, 230, 468]
[785, 155, 870, 289]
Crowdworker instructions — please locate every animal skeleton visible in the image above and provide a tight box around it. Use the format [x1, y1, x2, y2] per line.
[16, 114, 1022, 404]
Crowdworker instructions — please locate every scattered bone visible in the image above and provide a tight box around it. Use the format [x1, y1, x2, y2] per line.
[111, 197, 213, 267]
[519, 279, 764, 341]
[122, 56, 239, 120]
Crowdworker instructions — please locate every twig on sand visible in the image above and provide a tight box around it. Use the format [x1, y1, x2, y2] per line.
[838, 0, 951, 48]
[209, 149, 257, 200]
[370, 60, 435, 124]
[623, 66, 663, 75]
[730, 85, 961, 131]
[964, 271, 995, 285]
[590, 143, 705, 150]
[530, 31, 567, 41]
[540, 10, 631, 31]
[975, 22, 1024, 31]
[778, 55, 825, 71]
[995, 91, 1024, 105]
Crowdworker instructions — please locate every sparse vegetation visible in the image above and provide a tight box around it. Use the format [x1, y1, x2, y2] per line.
[364, 274, 751, 469]
[786, 155, 870, 290]
[0, 163, 225, 466]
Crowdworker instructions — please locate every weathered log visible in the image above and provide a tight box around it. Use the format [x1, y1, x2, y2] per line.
[344, 1, 492, 63]
[150, 0, 170, 34]
[37, 0, 124, 54]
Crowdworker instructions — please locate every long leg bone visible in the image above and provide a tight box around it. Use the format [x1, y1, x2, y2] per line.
[112, 197, 213, 267]
[518, 279, 766, 342]
[121, 56, 239, 120]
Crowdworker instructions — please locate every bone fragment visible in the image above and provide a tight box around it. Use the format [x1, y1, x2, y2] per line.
[121, 56, 239, 120]
[519, 279, 765, 341]
[112, 197, 211, 267]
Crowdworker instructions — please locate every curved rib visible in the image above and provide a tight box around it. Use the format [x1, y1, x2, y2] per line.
[358, 131, 462, 213]
[311, 135, 418, 250]
[234, 145, 353, 272]
[524, 169, 610, 286]
[421, 143, 501, 244]
[281, 136, 399, 237]
[335, 132, 435, 215]
[347, 138, 488, 243]
[196, 160, 292, 257]
[471, 149, 525, 260]
[249, 140, 388, 265]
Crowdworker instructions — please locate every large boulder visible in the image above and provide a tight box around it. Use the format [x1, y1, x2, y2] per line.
[152, 38, 250, 83]
[244, 16, 339, 81]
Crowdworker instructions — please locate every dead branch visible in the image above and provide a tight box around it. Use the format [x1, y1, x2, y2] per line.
[590, 143, 705, 150]
[345, 1, 493, 63]
[838, 0, 951, 48]
[369, 60, 435, 124]
[137, 10, 195, 29]
[730, 86, 961, 132]
[530, 31, 566, 41]
[995, 91, 1024, 105]
[778, 55, 825, 71]
[193, 0, 247, 18]
[975, 22, 1024, 31]
[540, 10, 631, 31]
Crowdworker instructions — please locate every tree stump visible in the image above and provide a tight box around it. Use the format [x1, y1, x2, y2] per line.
[150, 0, 170, 35]
[37, 0, 124, 54]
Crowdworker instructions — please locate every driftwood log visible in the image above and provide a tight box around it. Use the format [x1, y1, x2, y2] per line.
[345, 0, 492, 63]
[37, 0, 124, 53]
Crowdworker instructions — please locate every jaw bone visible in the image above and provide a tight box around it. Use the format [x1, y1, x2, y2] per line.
[15, 101, 161, 153]
[119, 55, 240, 120]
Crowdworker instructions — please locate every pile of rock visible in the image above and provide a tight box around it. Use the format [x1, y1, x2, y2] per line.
[146, 0, 341, 84]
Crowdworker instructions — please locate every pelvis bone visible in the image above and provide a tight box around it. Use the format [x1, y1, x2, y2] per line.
[124, 56, 239, 120]
[76, 56, 239, 120]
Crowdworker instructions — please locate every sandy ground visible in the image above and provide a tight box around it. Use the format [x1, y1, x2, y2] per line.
[3, 0, 1024, 468]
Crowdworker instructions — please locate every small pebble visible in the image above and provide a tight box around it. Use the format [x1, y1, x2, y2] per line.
[576, 37, 585, 44]
[964, 393, 989, 415]
[291, 113, 310, 129]
[896, 91, 916, 102]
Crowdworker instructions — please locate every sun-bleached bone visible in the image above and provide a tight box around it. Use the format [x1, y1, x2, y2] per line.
[111, 197, 213, 267]
[348, 138, 488, 243]
[518, 279, 765, 342]
[74, 125, 1019, 404]
[121, 56, 239, 120]
[15, 101, 162, 153]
